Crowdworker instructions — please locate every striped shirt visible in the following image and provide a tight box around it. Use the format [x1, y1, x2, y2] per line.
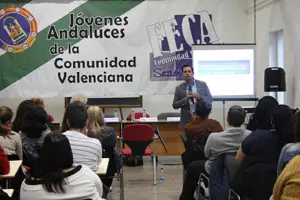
[63, 130, 102, 172]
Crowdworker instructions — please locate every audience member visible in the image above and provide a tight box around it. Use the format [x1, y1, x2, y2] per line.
[182, 100, 223, 169]
[62, 102, 102, 172]
[70, 94, 88, 104]
[273, 155, 300, 200]
[12, 100, 36, 133]
[236, 103, 293, 166]
[277, 110, 300, 176]
[19, 106, 51, 168]
[184, 100, 223, 141]
[233, 101, 294, 199]
[20, 133, 104, 200]
[246, 95, 279, 131]
[0, 145, 9, 174]
[31, 97, 54, 129]
[87, 106, 122, 189]
[180, 105, 249, 200]
[0, 106, 22, 159]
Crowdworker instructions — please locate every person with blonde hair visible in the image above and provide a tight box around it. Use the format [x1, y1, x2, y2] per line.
[87, 106, 122, 191]
[0, 106, 22, 160]
[70, 94, 88, 104]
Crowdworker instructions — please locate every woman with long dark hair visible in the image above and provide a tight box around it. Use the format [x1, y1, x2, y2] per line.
[12, 100, 36, 133]
[20, 133, 104, 200]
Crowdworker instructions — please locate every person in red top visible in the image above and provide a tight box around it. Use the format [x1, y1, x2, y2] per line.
[0, 145, 10, 174]
[184, 100, 223, 140]
[182, 100, 223, 170]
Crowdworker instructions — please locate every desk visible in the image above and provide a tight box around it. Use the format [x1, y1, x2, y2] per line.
[0, 160, 22, 188]
[120, 120, 184, 156]
[96, 158, 109, 175]
[3, 189, 14, 197]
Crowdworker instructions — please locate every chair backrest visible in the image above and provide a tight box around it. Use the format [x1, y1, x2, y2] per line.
[123, 124, 154, 141]
[122, 124, 154, 156]
[157, 112, 180, 120]
[180, 133, 189, 150]
[127, 112, 150, 120]
[224, 153, 242, 183]
[104, 113, 114, 118]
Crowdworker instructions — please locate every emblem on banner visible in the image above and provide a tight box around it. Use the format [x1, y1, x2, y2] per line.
[0, 6, 37, 53]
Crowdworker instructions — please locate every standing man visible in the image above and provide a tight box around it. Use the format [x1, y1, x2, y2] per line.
[173, 64, 213, 128]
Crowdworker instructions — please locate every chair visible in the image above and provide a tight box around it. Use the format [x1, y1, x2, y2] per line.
[180, 133, 188, 181]
[195, 153, 241, 200]
[126, 112, 150, 120]
[231, 163, 277, 200]
[157, 112, 180, 120]
[120, 124, 158, 184]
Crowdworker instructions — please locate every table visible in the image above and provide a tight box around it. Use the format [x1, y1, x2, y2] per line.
[3, 189, 14, 197]
[96, 158, 109, 175]
[0, 160, 22, 188]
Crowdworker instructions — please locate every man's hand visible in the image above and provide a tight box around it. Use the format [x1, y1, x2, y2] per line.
[193, 93, 202, 100]
[186, 92, 193, 98]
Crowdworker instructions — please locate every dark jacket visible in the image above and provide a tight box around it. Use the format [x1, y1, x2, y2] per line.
[88, 126, 122, 172]
[209, 155, 229, 200]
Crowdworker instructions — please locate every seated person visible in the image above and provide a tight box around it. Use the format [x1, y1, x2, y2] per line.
[62, 101, 102, 172]
[20, 133, 104, 200]
[0, 145, 9, 174]
[184, 100, 223, 141]
[31, 98, 54, 129]
[180, 105, 250, 200]
[19, 106, 51, 168]
[0, 106, 22, 160]
[236, 103, 294, 166]
[234, 101, 294, 198]
[12, 100, 36, 133]
[273, 155, 300, 200]
[87, 106, 122, 194]
[277, 111, 300, 176]
[182, 100, 223, 169]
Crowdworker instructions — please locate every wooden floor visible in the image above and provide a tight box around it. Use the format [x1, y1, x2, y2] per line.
[108, 156, 183, 200]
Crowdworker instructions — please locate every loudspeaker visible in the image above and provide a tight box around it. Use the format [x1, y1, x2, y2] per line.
[264, 67, 286, 92]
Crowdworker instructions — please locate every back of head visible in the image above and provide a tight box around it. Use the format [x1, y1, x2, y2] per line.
[0, 106, 13, 135]
[70, 94, 88, 104]
[66, 101, 88, 130]
[227, 105, 246, 127]
[195, 100, 212, 119]
[272, 105, 294, 149]
[87, 106, 104, 136]
[31, 98, 44, 107]
[38, 133, 73, 193]
[247, 96, 279, 131]
[12, 100, 36, 132]
[20, 106, 48, 138]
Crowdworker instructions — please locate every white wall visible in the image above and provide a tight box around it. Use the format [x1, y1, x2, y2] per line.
[247, 0, 300, 108]
[1, 0, 256, 128]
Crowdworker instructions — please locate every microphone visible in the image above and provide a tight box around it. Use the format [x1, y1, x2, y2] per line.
[188, 86, 194, 104]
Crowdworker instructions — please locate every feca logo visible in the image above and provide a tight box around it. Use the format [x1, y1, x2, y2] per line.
[147, 11, 219, 81]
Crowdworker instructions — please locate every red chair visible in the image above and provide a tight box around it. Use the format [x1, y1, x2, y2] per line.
[126, 112, 150, 120]
[120, 124, 158, 184]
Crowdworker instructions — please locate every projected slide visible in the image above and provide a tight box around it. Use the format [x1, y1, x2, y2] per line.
[192, 45, 255, 97]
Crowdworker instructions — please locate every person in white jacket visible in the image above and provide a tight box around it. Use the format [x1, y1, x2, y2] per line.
[20, 133, 104, 200]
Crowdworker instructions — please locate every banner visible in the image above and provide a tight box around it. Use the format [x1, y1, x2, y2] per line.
[0, 0, 248, 98]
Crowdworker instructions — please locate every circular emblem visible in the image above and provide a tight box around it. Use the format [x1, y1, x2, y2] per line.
[0, 6, 37, 53]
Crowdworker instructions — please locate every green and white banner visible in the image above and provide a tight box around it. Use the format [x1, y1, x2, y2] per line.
[0, 0, 248, 98]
